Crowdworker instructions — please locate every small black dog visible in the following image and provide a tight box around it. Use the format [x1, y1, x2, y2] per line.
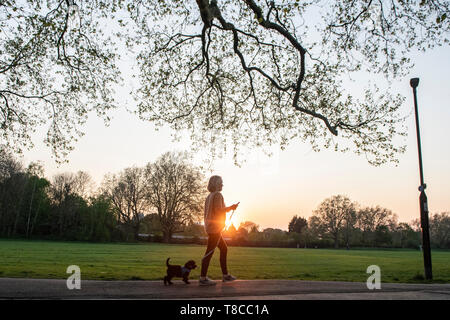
[164, 257, 197, 285]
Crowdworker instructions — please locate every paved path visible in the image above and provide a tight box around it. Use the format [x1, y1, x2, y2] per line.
[0, 278, 449, 299]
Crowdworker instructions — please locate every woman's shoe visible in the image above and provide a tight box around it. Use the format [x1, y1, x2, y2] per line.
[199, 277, 217, 286]
[222, 274, 237, 282]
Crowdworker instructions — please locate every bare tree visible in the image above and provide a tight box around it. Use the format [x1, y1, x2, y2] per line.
[50, 171, 93, 236]
[50, 171, 93, 204]
[102, 166, 148, 241]
[144, 152, 206, 243]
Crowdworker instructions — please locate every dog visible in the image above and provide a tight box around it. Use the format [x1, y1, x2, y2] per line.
[164, 257, 197, 285]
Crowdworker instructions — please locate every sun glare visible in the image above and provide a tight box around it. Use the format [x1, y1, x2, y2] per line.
[225, 211, 240, 230]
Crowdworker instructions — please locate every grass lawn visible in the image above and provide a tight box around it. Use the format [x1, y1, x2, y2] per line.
[0, 239, 449, 283]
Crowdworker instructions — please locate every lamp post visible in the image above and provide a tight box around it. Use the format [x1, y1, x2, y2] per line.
[410, 77, 432, 280]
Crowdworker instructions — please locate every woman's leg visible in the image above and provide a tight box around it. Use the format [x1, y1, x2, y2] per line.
[217, 235, 228, 275]
[200, 233, 220, 277]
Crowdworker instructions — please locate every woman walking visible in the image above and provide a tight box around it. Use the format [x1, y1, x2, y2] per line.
[199, 175, 239, 286]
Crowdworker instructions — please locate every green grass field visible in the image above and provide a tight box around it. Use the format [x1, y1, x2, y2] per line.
[0, 239, 449, 283]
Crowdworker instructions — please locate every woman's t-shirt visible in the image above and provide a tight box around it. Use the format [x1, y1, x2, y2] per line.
[204, 191, 226, 234]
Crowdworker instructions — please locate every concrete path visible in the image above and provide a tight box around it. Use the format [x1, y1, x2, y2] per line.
[0, 278, 449, 299]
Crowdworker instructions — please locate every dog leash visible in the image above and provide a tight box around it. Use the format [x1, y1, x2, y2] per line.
[201, 207, 237, 261]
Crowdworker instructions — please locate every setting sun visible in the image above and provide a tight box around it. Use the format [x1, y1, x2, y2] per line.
[225, 211, 241, 230]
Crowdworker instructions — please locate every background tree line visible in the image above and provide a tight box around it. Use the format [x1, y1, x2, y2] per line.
[175, 196, 449, 250]
[1, 149, 448, 249]
[222, 195, 449, 250]
[0, 150, 205, 242]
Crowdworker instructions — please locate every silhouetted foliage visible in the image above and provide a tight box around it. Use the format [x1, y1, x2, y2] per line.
[288, 215, 307, 234]
[2, 1, 449, 164]
[310, 195, 357, 248]
[144, 152, 206, 243]
[131, 0, 449, 165]
[102, 166, 148, 241]
[374, 225, 393, 247]
[429, 212, 450, 249]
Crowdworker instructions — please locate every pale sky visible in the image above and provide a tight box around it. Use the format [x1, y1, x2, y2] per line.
[21, 41, 450, 231]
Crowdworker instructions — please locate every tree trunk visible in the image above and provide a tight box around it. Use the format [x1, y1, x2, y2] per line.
[163, 230, 172, 243]
[30, 197, 42, 237]
[26, 179, 36, 238]
[13, 185, 25, 236]
[12, 208, 20, 236]
[134, 224, 140, 241]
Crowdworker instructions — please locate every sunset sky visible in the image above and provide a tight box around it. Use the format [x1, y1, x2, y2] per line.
[21, 42, 450, 231]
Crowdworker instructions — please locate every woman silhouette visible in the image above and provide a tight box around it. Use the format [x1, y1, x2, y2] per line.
[199, 175, 239, 286]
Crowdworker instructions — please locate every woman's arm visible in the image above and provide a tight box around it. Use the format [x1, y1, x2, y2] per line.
[213, 193, 238, 215]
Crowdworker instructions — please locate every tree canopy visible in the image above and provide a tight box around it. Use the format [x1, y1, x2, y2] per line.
[311, 195, 357, 248]
[0, 0, 120, 161]
[288, 215, 307, 234]
[1, 1, 449, 164]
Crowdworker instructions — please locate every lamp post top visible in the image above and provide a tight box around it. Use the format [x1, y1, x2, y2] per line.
[410, 78, 420, 89]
